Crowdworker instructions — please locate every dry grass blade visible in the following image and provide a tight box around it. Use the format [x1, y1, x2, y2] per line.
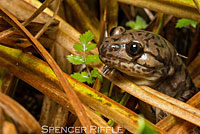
[193, 0, 200, 14]
[186, 24, 200, 66]
[119, 3, 133, 20]
[107, 0, 119, 32]
[0, 7, 93, 133]
[98, 4, 107, 48]
[0, 92, 41, 133]
[188, 55, 200, 88]
[35, 0, 60, 39]
[3, 121, 18, 134]
[99, 69, 200, 127]
[0, 29, 13, 41]
[144, 8, 155, 21]
[141, 86, 200, 118]
[188, 55, 200, 79]
[0, 67, 16, 95]
[23, 0, 54, 26]
[0, 44, 167, 134]
[65, 0, 100, 42]
[118, 0, 200, 21]
[82, 105, 116, 134]
[157, 92, 200, 133]
[193, 75, 200, 88]
[0, 0, 96, 56]
[0, 0, 54, 41]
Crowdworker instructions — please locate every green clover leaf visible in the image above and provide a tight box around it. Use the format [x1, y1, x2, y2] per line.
[79, 30, 94, 45]
[86, 43, 96, 51]
[176, 19, 197, 28]
[126, 16, 147, 30]
[91, 69, 103, 82]
[66, 54, 84, 64]
[71, 72, 94, 84]
[85, 55, 101, 64]
[74, 43, 83, 51]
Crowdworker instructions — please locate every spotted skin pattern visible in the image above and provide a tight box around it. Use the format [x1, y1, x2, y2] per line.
[99, 27, 176, 83]
[99, 26, 199, 124]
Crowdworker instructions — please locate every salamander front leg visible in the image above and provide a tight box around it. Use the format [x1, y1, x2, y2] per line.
[102, 65, 116, 75]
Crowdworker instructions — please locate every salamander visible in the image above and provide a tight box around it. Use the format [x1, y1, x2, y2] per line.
[98, 26, 199, 128]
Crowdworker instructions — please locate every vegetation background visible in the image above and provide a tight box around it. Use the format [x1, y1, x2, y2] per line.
[0, 0, 200, 134]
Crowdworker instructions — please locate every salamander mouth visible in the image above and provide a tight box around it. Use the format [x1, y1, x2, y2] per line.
[100, 54, 164, 83]
[100, 55, 154, 73]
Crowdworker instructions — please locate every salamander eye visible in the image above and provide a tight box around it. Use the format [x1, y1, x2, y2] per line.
[126, 41, 143, 57]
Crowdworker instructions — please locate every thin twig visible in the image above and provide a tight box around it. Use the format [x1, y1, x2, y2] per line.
[0, 0, 54, 41]
[177, 53, 188, 59]
[144, 8, 154, 21]
[24, 0, 54, 26]
[35, 0, 60, 39]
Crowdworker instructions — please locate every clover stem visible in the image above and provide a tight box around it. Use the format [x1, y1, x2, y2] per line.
[86, 65, 91, 77]
[83, 45, 91, 77]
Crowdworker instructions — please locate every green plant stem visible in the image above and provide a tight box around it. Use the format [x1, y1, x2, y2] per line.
[83, 45, 91, 77]
[108, 82, 114, 97]
[120, 93, 131, 105]
[157, 14, 164, 34]
[86, 65, 91, 77]
[0, 67, 5, 90]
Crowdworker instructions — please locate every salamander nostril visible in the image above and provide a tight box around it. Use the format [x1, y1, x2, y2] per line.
[108, 44, 120, 52]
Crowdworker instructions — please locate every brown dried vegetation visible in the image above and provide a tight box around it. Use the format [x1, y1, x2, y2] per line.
[0, 0, 200, 134]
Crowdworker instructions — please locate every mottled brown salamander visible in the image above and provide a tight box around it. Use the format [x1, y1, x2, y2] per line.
[98, 26, 199, 125]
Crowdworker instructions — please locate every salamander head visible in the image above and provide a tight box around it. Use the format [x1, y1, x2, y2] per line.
[99, 26, 178, 85]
